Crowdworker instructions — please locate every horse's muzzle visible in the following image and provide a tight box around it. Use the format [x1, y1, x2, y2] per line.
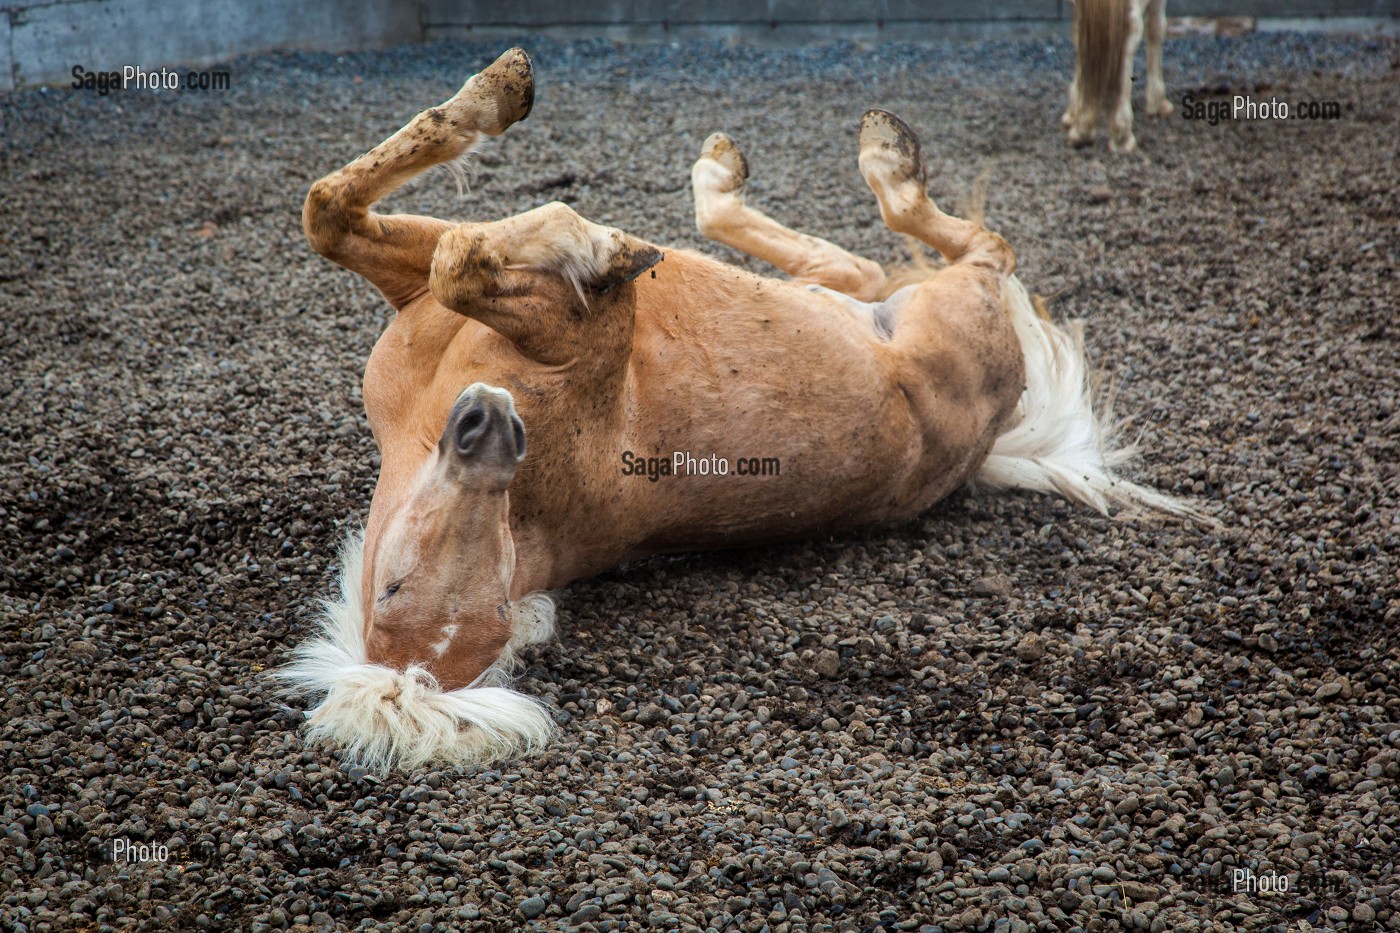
[445, 383, 527, 469]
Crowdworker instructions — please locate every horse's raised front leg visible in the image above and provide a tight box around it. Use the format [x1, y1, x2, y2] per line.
[302, 48, 534, 308]
[428, 201, 662, 365]
[692, 132, 888, 301]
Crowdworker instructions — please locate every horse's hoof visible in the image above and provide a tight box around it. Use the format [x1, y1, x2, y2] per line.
[700, 132, 748, 193]
[459, 47, 534, 136]
[859, 109, 926, 188]
[1065, 129, 1093, 149]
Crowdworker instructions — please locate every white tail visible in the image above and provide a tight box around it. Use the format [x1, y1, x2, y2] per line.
[270, 531, 556, 772]
[975, 276, 1206, 520]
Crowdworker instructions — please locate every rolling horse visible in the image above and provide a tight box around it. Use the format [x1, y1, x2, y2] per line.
[276, 49, 1198, 770]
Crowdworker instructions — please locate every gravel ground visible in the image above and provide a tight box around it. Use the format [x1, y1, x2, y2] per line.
[2, 31, 1398, 933]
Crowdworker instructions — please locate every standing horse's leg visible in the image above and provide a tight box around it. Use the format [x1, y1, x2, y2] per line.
[302, 48, 534, 308]
[692, 133, 888, 301]
[1144, 0, 1172, 117]
[1062, 0, 1083, 130]
[1064, 0, 1104, 148]
[1108, 4, 1146, 152]
[1062, 72, 1083, 130]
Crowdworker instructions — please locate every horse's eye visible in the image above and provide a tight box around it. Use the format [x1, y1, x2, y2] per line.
[380, 581, 402, 601]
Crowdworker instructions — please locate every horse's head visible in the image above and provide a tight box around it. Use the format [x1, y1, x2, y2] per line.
[365, 383, 526, 688]
[276, 383, 555, 771]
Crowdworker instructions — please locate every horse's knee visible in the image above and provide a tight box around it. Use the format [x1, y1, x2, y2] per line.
[430, 209, 662, 313]
[532, 199, 581, 227]
[801, 255, 886, 303]
[428, 225, 496, 311]
[843, 258, 889, 302]
[516, 202, 663, 293]
[302, 175, 357, 260]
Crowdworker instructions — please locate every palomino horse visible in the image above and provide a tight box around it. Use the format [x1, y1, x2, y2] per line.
[277, 49, 1195, 770]
[1063, 0, 1172, 152]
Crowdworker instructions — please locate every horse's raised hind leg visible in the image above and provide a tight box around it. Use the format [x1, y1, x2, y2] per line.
[855, 110, 1025, 502]
[1144, 0, 1172, 118]
[302, 48, 534, 308]
[692, 132, 888, 301]
[858, 111, 1014, 275]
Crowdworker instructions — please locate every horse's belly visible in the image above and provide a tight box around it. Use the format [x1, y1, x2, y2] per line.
[610, 282, 940, 552]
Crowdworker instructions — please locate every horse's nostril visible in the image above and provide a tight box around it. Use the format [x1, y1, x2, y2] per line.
[510, 415, 526, 462]
[454, 403, 489, 454]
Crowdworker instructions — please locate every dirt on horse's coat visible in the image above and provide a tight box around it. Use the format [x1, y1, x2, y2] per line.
[276, 48, 1198, 771]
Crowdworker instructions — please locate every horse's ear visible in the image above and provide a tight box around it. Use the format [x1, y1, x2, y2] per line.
[593, 245, 663, 295]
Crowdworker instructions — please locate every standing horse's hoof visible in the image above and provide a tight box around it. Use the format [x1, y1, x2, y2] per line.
[859, 109, 926, 188]
[1109, 133, 1138, 154]
[1065, 126, 1093, 148]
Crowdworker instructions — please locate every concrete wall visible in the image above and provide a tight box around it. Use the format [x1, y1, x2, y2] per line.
[4, 0, 1399, 92]
[1, 14, 13, 92]
[423, 0, 1062, 28]
[422, 0, 1069, 42]
[425, 0, 1058, 26]
[2, 0, 422, 92]
[421, 0, 1400, 38]
[1181, 0, 1396, 12]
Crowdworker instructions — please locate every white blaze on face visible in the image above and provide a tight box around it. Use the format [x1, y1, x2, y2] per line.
[272, 528, 560, 772]
[432, 624, 459, 657]
[364, 453, 438, 614]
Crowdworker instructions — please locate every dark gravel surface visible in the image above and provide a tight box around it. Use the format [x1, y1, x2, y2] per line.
[3, 31, 1398, 933]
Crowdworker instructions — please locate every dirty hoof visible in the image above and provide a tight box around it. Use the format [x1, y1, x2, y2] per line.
[859, 109, 926, 188]
[460, 47, 534, 136]
[700, 132, 748, 192]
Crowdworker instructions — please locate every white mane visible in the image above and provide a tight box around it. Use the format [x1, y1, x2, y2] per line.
[271, 530, 557, 772]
